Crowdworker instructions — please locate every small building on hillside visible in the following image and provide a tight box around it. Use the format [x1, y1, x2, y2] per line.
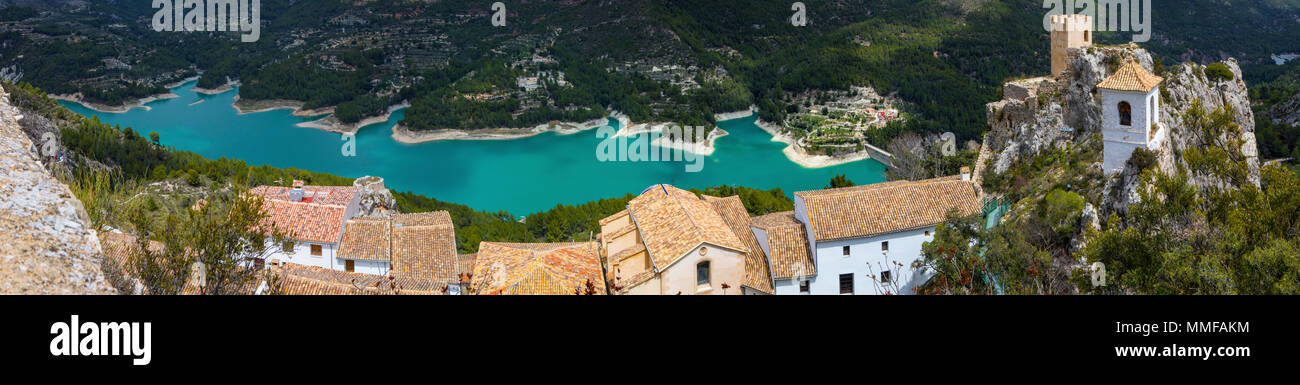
[1097, 61, 1165, 174]
[598, 184, 758, 295]
[470, 242, 605, 295]
[749, 211, 817, 295]
[335, 211, 463, 293]
[791, 174, 981, 295]
[251, 180, 361, 271]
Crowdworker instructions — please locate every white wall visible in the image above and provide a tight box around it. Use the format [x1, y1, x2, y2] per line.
[1100, 87, 1160, 173]
[340, 258, 389, 276]
[266, 241, 340, 270]
[777, 227, 936, 295]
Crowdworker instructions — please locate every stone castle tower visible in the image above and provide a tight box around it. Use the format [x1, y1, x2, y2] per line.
[1050, 14, 1092, 77]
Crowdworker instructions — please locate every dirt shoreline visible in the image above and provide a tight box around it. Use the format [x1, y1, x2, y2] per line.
[51, 92, 179, 113]
[296, 102, 411, 135]
[390, 116, 611, 144]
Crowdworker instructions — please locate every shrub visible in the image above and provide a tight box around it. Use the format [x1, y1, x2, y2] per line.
[1205, 62, 1234, 82]
[1127, 147, 1158, 171]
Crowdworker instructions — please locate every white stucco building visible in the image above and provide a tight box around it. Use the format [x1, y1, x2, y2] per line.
[251, 181, 361, 271]
[598, 185, 774, 295]
[1098, 61, 1165, 174]
[780, 174, 982, 295]
[250, 181, 462, 293]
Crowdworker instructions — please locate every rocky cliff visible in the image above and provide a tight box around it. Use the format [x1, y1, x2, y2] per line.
[984, 43, 1260, 217]
[0, 86, 114, 294]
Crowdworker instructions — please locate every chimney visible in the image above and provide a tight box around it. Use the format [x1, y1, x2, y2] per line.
[289, 180, 305, 202]
[960, 166, 971, 181]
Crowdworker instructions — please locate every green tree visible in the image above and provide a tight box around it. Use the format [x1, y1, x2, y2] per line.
[827, 174, 855, 189]
[126, 192, 287, 295]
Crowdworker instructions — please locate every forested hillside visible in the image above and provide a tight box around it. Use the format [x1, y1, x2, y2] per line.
[5, 1, 1297, 142]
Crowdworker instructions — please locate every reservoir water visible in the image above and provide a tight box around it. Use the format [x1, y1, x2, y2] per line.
[60, 80, 886, 217]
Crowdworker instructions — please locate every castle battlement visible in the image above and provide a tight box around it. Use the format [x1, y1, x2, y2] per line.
[1050, 14, 1092, 32]
[1050, 14, 1093, 77]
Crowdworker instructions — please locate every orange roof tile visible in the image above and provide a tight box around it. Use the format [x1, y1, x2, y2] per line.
[392, 216, 458, 282]
[752, 211, 816, 279]
[338, 219, 391, 261]
[271, 263, 450, 295]
[1096, 61, 1163, 92]
[471, 242, 605, 295]
[249, 185, 357, 244]
[702, 195, 774, 294]
[626, 185, 748, 269]
[794, 176, 981, 241]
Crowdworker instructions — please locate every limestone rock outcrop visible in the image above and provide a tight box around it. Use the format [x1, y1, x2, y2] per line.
[353, 175, 397, 219]
[984, 44, 1260, 217]
[0, 86, 114, 294]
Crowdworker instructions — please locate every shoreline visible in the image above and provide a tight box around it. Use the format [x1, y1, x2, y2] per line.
[296, 102, 411, 135]
[51, 92, 179, 113]
[754, 118, 872, 168]
[649, 127, 729, 156]
[192, 83, 234, 95]
[391, 116, 610, 144]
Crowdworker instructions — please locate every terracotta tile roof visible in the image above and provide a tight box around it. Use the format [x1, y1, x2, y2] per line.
[394, 211, 453, 227]
[626, 184, 748, 269]
[270, 263, 450, 295]
[608, 243, 646, 263]
[702, 195, 774, 294]
[471, 242, 605, 295]
[249, 185, 358, 206]
[752, 211, 816, 279]
[457, 253, 477, 275]
[794, 176, 981, 241]
[250, 185, 357, 244]
[1096, 61, 1163, 92]
[392, 217, 458, 282]
[338, 219, 391, 261]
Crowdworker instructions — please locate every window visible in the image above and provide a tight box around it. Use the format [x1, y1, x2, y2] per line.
[1083, 30, 1090, 43]
[839, 274, 854, 294]
[1118, 101, 1132, 126]
[842, 246, 851, 256]
[882, 241, 889, 252]
[881, 270, 892, 283]
[310, 244, 322, 257]
[696, 261, 710, 287]
[345, 260, 355, 272]
[799, 280, 810, 293]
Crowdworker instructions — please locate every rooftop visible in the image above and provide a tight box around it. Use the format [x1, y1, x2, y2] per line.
[338, 218, 391, 261]
[471, 242, 605, 295]
[249, 184, 358, 244]
[702, 195, 774, 294]
[751, 211, 816, 279]
[392, 212, 458, 282]
[794, 176, 981, 241]
[1096, 61, 1163, 92]
[626, 184, 748, 269]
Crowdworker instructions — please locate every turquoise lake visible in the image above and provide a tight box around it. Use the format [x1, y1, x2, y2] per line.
[60, 81, 886, 217]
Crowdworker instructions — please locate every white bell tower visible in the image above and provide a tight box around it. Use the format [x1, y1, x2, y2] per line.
[1097, 61, 1164, 174]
